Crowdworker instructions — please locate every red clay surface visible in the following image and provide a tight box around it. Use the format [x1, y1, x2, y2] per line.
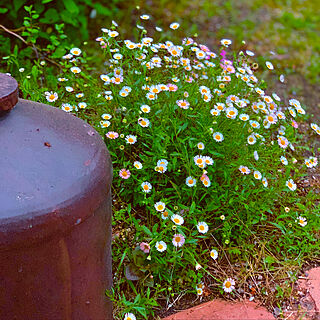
[305, 268, 320, 313]
[162, 299, 275, 320]
[283, 267, 320, 320]
[163, 268, 320, 320]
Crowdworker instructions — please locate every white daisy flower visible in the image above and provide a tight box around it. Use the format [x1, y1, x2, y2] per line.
[141, 105, 151, 113]
[70, 47, 82, 56]
[221, 39, 232, 47]
[210, 249, 218, 260]
[108, 30, 119, 38]
[124, 313, 136, 320]
[262, 177, 268, 187]
[223, 278, 235, 293]
[134, 161, 143, 169]
[253, 171, 262, 180]
[296, 216, 307, 227]
[286, 179, 297, 191]
[280, 156, 288, 165]
[45, 91, 58, 102]
[247, 135, 256, 145]
[170, 22, 180, 30]
[78, 102, 87, 109]
[266, 61, 274, 70]
[141, 181, 152, 193]
[125, 135, 137, 144]
[213, 132, 224, 142]
[155, 241, 167, 252]
[70, 66, 81, 74]
[65, 86, 74, 92]
[140, 14, 150, 20]
[171, 214, 184, 225]
[186, 176, 196, 187]
[155, 201, 165, 212]
[61, 103, 73, 112]
[197, 221, 208, 234]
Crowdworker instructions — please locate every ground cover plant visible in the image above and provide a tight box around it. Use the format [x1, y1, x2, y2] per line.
[1, 7, 320, 320]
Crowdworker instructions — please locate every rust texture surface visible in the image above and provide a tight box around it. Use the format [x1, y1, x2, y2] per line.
[0, 94, 113, 319]
[0, 73, 18, 112]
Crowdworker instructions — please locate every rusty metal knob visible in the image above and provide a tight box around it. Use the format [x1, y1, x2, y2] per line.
[0, 73, 19, 112]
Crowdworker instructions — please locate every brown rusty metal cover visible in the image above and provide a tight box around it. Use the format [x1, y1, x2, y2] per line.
[0, 78, 113, 319]
[0, 73, 19, 112]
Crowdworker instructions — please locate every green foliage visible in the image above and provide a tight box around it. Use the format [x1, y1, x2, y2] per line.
[0, 0, 125, 74]
[0, 0, 120, 42]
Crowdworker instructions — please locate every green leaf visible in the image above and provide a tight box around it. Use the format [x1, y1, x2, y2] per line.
[24, 5, 32, 13]
[13, 45, 18, 57]
[50, 46, 66, 59]
[189, 201, 196, 214]
[144, 276, 154, 287]
[264, 255, 276, 264]
[93, 3, 112, 16]
[141, 225, 152, 237]
[134, 306, 148, 319]
[31, 65, 38, 79]
[0, 7, 9, 14]
[42, 0, 53, 3]
[64, 0, 79, 14]
[39, 8, 59, 23]
[152, 223, 158, 233]
[125, 264, 143, 281]
[268, 221, 287, 234]
[60, 10, 78, 26]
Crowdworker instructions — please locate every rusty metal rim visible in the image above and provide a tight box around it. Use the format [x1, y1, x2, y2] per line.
[0, 73, 19, 112]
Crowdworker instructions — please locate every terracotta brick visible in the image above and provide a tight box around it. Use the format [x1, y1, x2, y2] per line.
[163, 299, 275, 320]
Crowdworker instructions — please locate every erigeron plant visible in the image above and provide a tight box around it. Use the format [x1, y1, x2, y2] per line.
[40, 19, 319, 319]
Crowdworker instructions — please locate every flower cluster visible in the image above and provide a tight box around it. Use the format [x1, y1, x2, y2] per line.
[40, 18, 318, 318]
